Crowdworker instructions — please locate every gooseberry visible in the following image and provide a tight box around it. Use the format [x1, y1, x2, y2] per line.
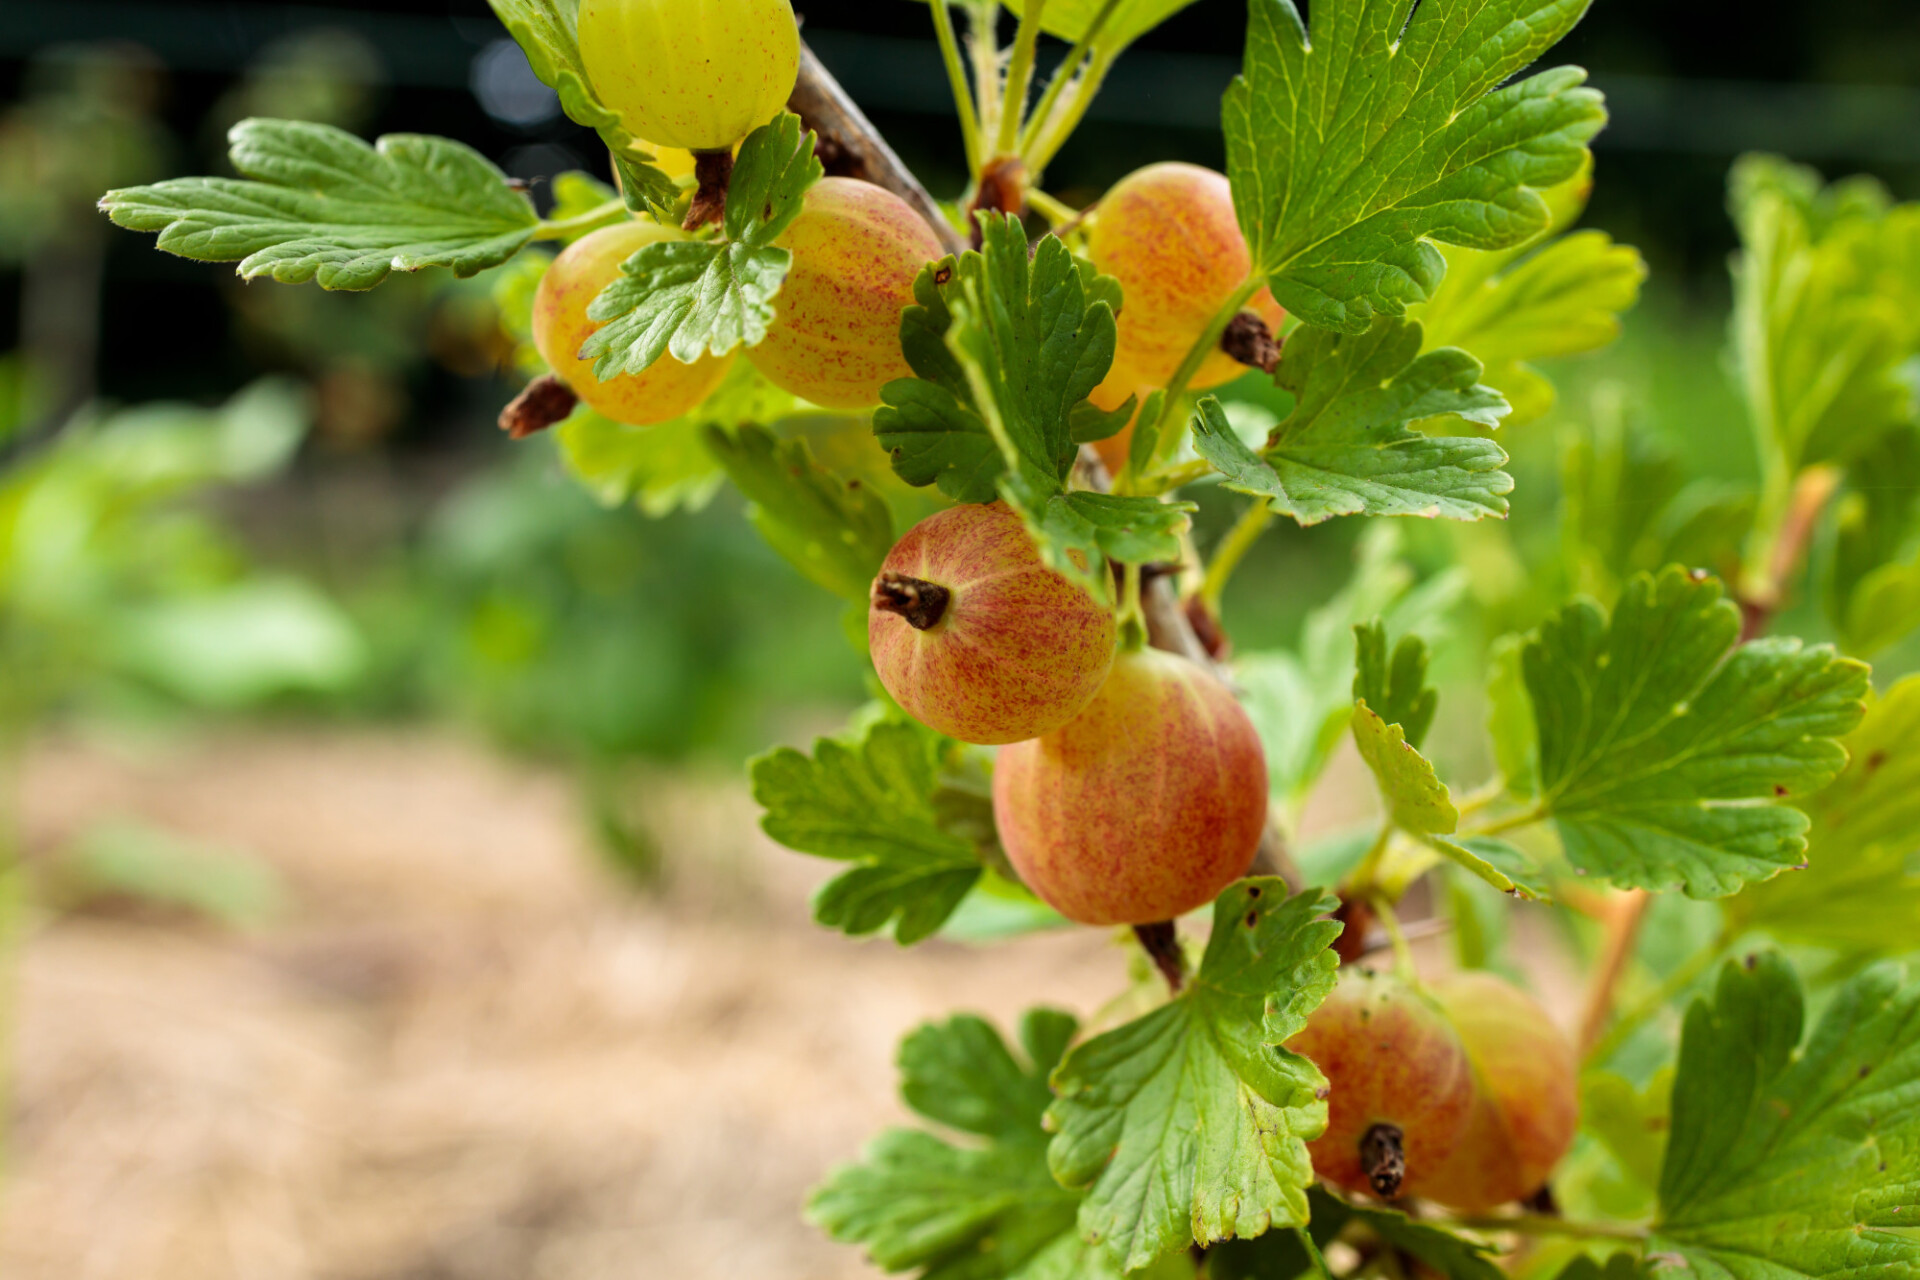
[992, 646, 1267, 926]
[748, 177, 945, 410]
[1410, 973, 1579, 1211]
[578, 0, 800, 153]
[870, 503, 1114, 746]
[1088, 162, 1283, 397]
[1286, 968, 1478, 1200]
[532, 220, 735, 426]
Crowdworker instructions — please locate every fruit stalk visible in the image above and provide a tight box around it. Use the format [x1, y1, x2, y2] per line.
[787, 43, 967, 255]
[870, 572, 951, 631]
[683, 149, 735, 230]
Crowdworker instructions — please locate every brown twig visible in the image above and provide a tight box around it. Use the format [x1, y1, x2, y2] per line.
[1739, 465, 1842, 641]
[1577, 889, 1651, 1057]
[788, 42, 967, 256]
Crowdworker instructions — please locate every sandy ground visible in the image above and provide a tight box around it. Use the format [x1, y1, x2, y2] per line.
[0, 727, 1508, 1280]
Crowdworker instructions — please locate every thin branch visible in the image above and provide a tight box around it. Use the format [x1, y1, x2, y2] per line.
[788, 42, 967, 256]
[1578, 889, 1651, 1057]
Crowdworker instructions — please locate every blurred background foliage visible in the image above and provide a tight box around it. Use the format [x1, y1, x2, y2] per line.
[2, 0, 1918, 879]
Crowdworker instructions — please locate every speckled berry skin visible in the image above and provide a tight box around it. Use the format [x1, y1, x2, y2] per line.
[579, 0, 799, 153]
[992, 647, 1267, 926]
[533, 221, 734, 426]
[1410, 973, 1578, 1210]
[1089, 162, 1284, 398]
[869, 503, 1114, 746]
[1286, 969, 1478, 1199]
[748, 178, 945, 410]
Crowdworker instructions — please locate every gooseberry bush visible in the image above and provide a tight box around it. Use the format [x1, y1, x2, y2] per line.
[100, 0, 1920, 1277]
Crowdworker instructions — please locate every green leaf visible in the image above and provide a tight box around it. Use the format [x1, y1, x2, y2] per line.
[554, 409, 722, 515]
[1224, 0, 1606, 332]
[1487, 634, 1541, 798]
[1353, 702, 1458, 837]
[1414, 229, 1646, 426]
[880, 218, 1117, 500]
[581, 114, 823, 375]
[99, 118, 538, 289]
[1731, 675, 1920, 954]
[1582, 1068, 1672, 1193]
[1037, 0, 1200, 51]
[482, 0, 677, 216]
[1190, 317, 1513, 524]
[1731, 154, 1919, 474]
[1047, 881, 1341, 1272]
[1652, 953, 1920, 1279]
[1353, 621, 1437, 749]
[1426, 835, 1551, 902]
[810, 1009, 1184, 1280]
[1211, 1187, 1506, 1280]
[1523, 567, 1869, 898]
[703, 422, 893, 601]
[1000, 479, 1195, 600]
[1552, 1256, 1648, 1280]
[751, 720, 981, 944]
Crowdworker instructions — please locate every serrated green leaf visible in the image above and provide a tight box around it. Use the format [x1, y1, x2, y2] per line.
[482, 0, 677, 216]
[99, 119, 538, 289]
[1047, 881, 1341, 1271]
[1190, 317, 1514, 524]
[1524, 567, 1869, 898]
[1732, 154, 1919, 475]
[751, 720, 980, 944]
[999, 479, 1195, 601]
[1731, 675, 1920, 954]
[704, 422, 893, 601]
[1224, 0, 1605, 332]
[581, 114, 821, 375]
[1353, 621, 1438, 749]
[876, 259, 1002, 502]
[1211, 1186, 1507, 1280]
[1652, 953, 1920, 1279]
[1553, 1256, 1648, 1280]
[1426, 835, 1551, 901]
[810, 1009, 1179, 1280]
[1353, 701, 1458, 837]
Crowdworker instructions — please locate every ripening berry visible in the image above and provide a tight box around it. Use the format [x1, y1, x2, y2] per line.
[992, 647, 1267, 925]
[1089, 162, 1283, 396]
[1408, 973, 1579, 1211]
[579, 0, 800, 153]
[532, 220, 734, 426]
[1286, 968, 1479, 1201]
[870, 502, 1114, 745]
[748, 177, 945, 410]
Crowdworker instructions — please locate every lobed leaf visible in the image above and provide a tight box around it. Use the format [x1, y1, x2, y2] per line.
[1523, 567, 1869, 898]
[751, 719, 980, 944]
[1652, 953, 1920, 1279]
[99, 119, 538, 289]
[1353, 702, 1458, 837]
[1047, 881, 1341, 1272]
[1353, 621, 1439, 749]
[1190, 316, 1513, 525]
[1224, 0, 1606, 332]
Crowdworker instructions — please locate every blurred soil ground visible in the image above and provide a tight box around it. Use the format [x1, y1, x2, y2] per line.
[0, 728, 1568, 1280]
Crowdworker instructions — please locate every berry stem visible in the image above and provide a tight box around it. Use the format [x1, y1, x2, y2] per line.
[1198, 501, 1274, 610]
[926, 0, 985, 175]
[1141, 274, 1263, 449]
[1577, 889, 1652, 1057]
[1293, 1226, 1335, 1280]
[995, 0, 1049, 157]
[682, 149, 734, 231]
[533, 198, 629, 242]
[871, 572, 952, 631]
[1133, 920, 1186, 993]
[1026, 48, 1119, 173]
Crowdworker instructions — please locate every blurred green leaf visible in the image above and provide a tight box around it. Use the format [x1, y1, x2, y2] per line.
[1427, 835, 1551, 902]
[112, 577, 366, 706]
[1731, 674, 1920, 953]
[1582, 1068, 1672, 1193]
[100, 119, 539, 289]
[52, 821, 284, 927]
[1352, 621, 1437, 749]
[1353, 701, 1457, 836]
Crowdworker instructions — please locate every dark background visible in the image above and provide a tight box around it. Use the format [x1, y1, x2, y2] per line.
[3, 0, 1918, 420]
